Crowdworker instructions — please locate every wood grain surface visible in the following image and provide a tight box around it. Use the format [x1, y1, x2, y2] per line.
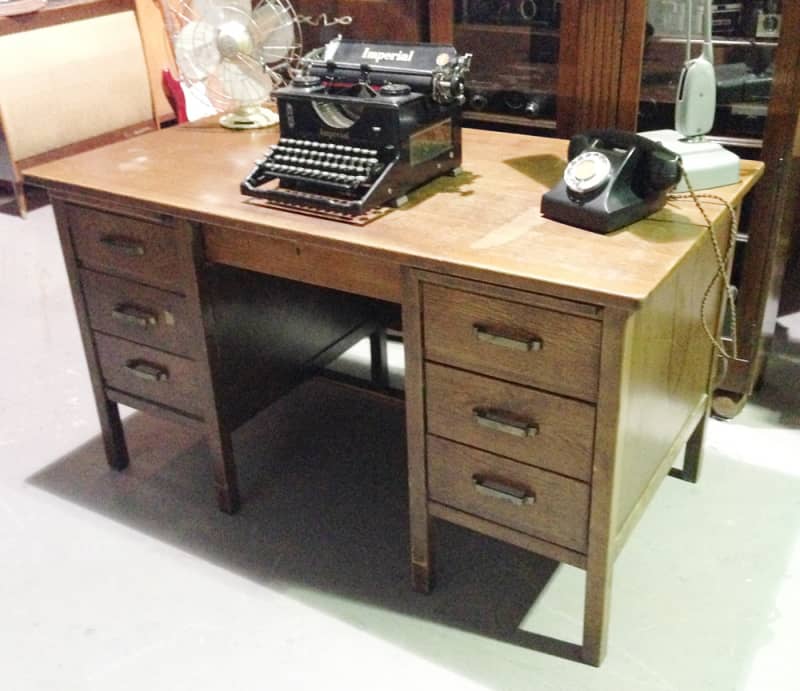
[425, 363, 596, 482]
[25, 123, 762, 311]
[426, 435, 590, 553]
[422, 282, 602, 400]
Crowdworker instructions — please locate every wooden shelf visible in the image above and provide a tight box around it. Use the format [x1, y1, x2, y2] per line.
[463, 111, 556, 131]
[455, 21, 559, 37]
[0, 0, 129, 35]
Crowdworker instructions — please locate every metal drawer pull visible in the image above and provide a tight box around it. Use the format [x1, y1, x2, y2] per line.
[100, 235, 145, 256]
[472, 325, 542, 352]
[472, 476, 536, 506]
[123, 360, 169, 382]
[111, 304, 158, 328]
[473, 407, 539, 438]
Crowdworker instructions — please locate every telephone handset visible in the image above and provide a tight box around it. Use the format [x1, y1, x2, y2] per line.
[541, 129, 682, 233]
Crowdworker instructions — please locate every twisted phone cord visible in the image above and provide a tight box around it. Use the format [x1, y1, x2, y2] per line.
[668, 173, 746, 364]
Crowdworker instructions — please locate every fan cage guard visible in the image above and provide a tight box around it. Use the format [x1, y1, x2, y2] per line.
[168, 0, 302, 125]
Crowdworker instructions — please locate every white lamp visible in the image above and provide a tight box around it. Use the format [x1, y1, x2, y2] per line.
[640, 0, 741, 191]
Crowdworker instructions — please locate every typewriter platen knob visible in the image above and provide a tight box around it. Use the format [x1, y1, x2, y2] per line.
[291, 75, 323, 90]
[380, 83, 412, 97]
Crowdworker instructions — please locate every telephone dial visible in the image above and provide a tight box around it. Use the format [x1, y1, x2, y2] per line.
[541, 129, 683, 233]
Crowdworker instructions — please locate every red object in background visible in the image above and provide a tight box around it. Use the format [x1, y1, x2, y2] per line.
[162, 69, 187, 123]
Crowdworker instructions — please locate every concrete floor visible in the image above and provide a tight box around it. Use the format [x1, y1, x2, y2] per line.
[1, 203, 799, 690]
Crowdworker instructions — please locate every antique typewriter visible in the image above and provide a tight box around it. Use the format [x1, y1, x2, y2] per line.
[241, 38, 472, 215]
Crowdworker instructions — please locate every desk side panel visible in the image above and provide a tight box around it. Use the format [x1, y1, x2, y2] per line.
[613, 227, 725, 542]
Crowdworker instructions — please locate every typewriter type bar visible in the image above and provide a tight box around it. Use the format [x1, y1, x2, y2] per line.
[241, 39, 471, 214]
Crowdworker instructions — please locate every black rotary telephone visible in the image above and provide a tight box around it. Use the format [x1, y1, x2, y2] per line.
[541, 129, 682, 233]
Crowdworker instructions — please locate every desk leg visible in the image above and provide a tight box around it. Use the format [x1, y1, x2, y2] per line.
[370, 327, 390, 389]
[680, 409, 706, 484]
[403, 270, 433, 593]
[97, 399, 130, 471]
[582, 545, 613, 666]
[207, 424, 239, 515]
[581, 307, 629, 666]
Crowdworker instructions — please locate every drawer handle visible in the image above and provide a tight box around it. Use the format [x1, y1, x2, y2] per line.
[111, 304, 158, 328]
[123, 360, 169, 383]
[472, 475, 536, 506]
[473, 325, 542, 352]
[473, 407, 539, 438]
[100, 235, 145, 256]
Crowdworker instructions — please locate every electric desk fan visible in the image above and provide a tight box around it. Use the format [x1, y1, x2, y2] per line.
[641, 0, 740, 190]
[167, 0, 301, 128]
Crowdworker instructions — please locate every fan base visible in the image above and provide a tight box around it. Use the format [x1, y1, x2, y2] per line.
[219, 105, 279, 130]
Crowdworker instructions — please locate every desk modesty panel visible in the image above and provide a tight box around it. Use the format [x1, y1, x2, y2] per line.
[25, 124, 762, 666]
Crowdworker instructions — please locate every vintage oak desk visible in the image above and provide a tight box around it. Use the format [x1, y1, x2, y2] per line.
[26, 124, 761, 665]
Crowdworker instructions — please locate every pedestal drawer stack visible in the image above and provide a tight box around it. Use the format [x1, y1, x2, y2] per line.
[411, 274, 603, 562]
[63, 203, 208, 420]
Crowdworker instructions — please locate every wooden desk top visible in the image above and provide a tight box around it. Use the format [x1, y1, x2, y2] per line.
[25, 122, 763, 310]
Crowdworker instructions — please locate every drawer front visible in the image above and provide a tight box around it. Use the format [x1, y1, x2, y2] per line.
[423, 284, 601, 401]
[67, 205, 187, 291]
[94, 332, 205, 418]
[425, 363, 595, 482]
[81, 269, 196, 357]
[427, 436, 589, 553]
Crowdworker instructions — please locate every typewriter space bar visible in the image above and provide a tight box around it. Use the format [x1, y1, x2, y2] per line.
[240, 182, 366, 213]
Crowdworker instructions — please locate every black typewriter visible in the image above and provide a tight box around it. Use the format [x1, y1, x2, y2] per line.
[241, 38, 472, 215]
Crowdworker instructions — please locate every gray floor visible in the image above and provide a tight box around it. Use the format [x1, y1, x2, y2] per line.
[2, 203, 799, 690]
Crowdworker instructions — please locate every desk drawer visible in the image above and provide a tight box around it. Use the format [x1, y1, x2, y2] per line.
[67, 205, 187, 291]
[94, 332, 205, 418]
[423, 284, 601, 401]
[425, 363, 594, 482]
[81, 270, 196, 357]
[427, 436, 589, 553]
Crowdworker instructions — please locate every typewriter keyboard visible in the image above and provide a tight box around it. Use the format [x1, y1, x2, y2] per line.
[258, 138, 384, 190]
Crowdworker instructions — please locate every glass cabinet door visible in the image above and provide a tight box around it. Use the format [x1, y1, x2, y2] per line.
[453, 1, 562, 131]
[639, 0, 781, 152]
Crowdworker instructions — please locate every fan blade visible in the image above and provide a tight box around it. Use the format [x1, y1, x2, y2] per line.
[190, 0, 223, 25]
[174, 20, 221, 81]
[192, 0, 251, 24]
[212, 60, 271, 103]
[253, 1, 296, 64]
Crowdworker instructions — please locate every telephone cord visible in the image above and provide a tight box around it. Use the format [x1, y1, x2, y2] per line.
[668, 173, 747, 364]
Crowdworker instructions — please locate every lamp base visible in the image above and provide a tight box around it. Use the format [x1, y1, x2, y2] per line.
[639, 129, 740, 191]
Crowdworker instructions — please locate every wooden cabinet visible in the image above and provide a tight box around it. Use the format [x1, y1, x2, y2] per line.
[291, 0, 647, 135]
[292, 0, 426, 48]
[635, 0, 800, 416]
